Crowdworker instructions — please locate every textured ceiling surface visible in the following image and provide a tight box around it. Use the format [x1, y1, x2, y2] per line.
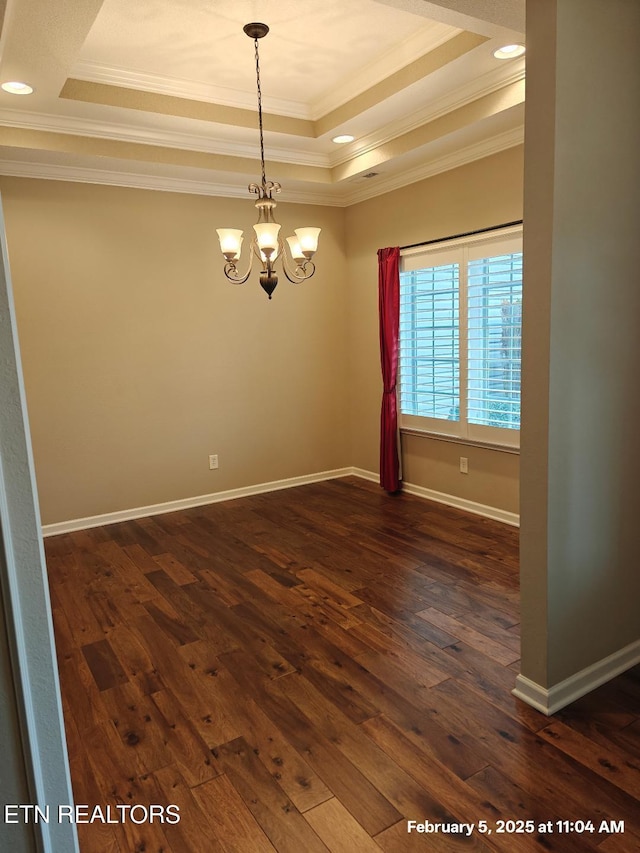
[0, 0, 525, 205]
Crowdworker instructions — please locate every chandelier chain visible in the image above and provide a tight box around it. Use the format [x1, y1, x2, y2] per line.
[253, 37, 267, 190]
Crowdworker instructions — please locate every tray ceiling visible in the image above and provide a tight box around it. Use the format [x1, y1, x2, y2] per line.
[0, 0, 525, 205]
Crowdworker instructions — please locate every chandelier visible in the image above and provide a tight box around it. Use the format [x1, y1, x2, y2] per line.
[216, 23, 321, 299]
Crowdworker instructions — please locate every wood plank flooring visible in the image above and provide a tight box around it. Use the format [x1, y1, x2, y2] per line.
[45, 477, 640, 852]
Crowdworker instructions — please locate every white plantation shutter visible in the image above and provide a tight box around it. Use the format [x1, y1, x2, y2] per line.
[399, 264, 459, 420]
[399, 227, 522, 446]
[467, 239, 522, 431]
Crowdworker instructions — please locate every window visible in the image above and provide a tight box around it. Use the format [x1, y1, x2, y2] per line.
[399, 226, 522, 447]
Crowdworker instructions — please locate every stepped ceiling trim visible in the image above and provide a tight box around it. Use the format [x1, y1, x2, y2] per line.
[0, 0, 526, 205]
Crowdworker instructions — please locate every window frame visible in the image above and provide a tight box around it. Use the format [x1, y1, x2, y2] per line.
[399, 224, 522, 450]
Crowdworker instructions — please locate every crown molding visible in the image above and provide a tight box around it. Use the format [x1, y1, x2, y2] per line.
[72, 23, 460, 124]
[71, 60, 311, 119]
[0, 107, 328, 167]
[0, 126, 522, 207]
[0, 158, 343, 206]
[330, 60, 525, 168]
[338, 126, 523, 205]
[0, 58, 524, 179]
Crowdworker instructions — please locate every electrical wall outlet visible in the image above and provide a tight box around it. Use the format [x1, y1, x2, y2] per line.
[459, 456, 468, 474]
[209, 454, 219, 470]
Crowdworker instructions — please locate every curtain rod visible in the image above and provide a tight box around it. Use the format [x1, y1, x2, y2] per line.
[400, 219, 523, 251]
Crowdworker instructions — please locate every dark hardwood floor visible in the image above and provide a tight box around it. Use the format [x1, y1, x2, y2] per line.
[45, 476, 640, 852]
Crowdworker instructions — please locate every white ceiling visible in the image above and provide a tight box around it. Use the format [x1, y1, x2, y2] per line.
[76, 0, 456, 115]
[0, 0, 525, 205]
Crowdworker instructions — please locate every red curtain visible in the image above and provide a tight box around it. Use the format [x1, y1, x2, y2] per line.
[378, 247, 401, 493]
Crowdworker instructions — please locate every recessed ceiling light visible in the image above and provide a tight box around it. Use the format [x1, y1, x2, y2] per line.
[1, 81, 34, 95]
[332, 134, 355, 144]
[493, 44, 526, 60]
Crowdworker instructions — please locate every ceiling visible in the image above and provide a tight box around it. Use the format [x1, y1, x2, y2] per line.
[0, 0, 525, 206]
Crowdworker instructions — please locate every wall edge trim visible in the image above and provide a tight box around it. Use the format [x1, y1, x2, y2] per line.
[42, 467, 354, 536]
[513, 638, 640, 715]
[400, 478, 519, 526]
[43, 466, 519, 535]
[350, 467, 379, 483]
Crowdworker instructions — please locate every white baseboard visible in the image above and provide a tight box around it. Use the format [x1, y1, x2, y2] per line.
[354, 467, 519, 526]
[401, 480, 519, 527]
[42, 466, 519, 536]
[351, 467, 379, 484]
[41, 467, 354, 537]
[513, 638, 640, 715]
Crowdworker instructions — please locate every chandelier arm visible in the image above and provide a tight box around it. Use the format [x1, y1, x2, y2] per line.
[222, 244, 256, 285]
[281, 252, 316, 283]
[223, 263, 253, 285]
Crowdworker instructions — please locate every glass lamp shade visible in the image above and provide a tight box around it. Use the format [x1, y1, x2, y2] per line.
[294, 227, 321, 257]
[253, 222, 281, 257]
[217, 229, 243, 260]
[286, 236, 305, 263]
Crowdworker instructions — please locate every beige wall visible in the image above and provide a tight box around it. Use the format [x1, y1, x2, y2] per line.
[2, 148, 525, 526]
[521, 0, 640, 687]
[345, 146, 524, 514]
[1, 178, 350, 524]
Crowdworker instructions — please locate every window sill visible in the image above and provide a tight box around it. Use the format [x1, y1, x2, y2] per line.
[400, 427, 520, 455]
